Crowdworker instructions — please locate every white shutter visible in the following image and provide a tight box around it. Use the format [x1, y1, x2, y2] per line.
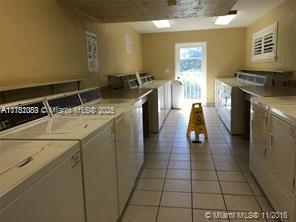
[252, 22, 278, 62]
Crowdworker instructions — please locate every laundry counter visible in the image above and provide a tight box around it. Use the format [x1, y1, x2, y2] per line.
[100, 86, 153, 100]
[240, 86, 296, 98]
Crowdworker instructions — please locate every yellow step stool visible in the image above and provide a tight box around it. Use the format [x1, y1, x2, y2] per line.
[186, 103, 208, 141]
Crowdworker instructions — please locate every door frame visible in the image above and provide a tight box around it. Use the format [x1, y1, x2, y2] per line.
[175, 42, 207, 104]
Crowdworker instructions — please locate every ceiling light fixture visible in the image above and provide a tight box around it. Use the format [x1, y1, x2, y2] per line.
[215, 10, 237, 25]
[152, 20, 171, 29]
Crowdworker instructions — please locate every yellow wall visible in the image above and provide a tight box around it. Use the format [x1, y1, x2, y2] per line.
[245, 0, 296, 76]
[141, 28, 246, 104]
[0, 0, 142, 93]
[96, 23, 142, 87]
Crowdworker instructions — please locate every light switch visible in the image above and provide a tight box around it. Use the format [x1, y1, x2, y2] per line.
[164, 68, 170, 74]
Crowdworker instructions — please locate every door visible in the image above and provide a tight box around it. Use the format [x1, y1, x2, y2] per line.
[175, 42, 207, 105]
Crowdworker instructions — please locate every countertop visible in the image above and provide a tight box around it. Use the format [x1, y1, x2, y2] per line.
[142, 80, 170, 89]
[271, 105, 296, 126]
[240, 86, 296, 97]
[100, 86, 153, 100]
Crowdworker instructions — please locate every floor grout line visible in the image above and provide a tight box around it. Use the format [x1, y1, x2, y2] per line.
[155, 113, 179, 222]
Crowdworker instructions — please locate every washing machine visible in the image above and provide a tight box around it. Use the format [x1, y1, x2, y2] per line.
[0, 97, 119, 222]
[138, 79, 172, 132]
[0, 140, 85, 222]
[77, 88, 144, 216]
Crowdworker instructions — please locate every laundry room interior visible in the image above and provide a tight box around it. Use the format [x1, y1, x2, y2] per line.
[0, 0, 296, 221]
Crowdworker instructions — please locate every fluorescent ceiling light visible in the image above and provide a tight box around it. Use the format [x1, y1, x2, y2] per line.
[215, 13, 237, 25]
[152, 20, 171, 29]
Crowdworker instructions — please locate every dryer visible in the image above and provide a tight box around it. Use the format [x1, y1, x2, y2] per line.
[0, 97, 119, 222]
[0, 140, 84, 222]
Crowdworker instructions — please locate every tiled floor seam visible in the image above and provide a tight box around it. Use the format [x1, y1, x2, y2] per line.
[209, 142, 231, 222]
[227, 143, 269, 222]
[155, 113, 179, 222]
[189, 136, 194, 222]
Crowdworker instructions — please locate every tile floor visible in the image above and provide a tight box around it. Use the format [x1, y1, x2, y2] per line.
[122, 107, 273, 222]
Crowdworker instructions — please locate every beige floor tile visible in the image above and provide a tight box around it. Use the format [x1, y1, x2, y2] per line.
[191, 148, 211, 155]
[157, 207, 192, 222]
[130, 190, 161, 206]
[191, 161, 215, 170]
[170, 154, 191, 161]
[151, 147, 172, 153]
[193, 209, 229, 222]
[217, 171, 246, 182]
[136, 178, 164, 191]
[122, 205, 158, 222]
[191, 154, 213, 162]
[210, 148, 232, 155]
[160, 192, 192, 208]
[171, 148, 191, 154]
[215, 162, 240, 171]
[168, 160, 191, 169]
[220, 182, 253, 195]
[192, 180, 221, 193]
[148, 153, 170, 161]
[210, 144, 229, 149]
[193, 193, 226, 210]
[224, 195, 261, 211]
[166, 169, 191, 180]
[173, 142, 190, 148]
[173, 138, 191, 143]
[164, 179, 191, 192]
[212, 155, 235, 162]
[192, 170, 218, 181]
[145, 160, 168, 169]
[141, 169, 166, 179]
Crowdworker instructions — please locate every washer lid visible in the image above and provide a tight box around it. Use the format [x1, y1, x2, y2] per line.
[24, 118, 91, 134]
[0, 147, 42, 175]
[0, 140, 80, 209]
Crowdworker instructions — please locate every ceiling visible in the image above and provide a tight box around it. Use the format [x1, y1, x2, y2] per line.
[128, 0, 285, 33]
[60, 0, 237, 23]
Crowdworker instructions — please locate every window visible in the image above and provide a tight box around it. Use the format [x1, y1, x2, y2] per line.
[252, 22, 278, 62]
[179, 47, 203, 72]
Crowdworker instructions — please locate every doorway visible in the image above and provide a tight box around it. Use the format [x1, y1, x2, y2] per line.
[175, 42, 207, 105]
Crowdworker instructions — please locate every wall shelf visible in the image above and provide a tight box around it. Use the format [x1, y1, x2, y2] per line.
[0, 79, 83, 92]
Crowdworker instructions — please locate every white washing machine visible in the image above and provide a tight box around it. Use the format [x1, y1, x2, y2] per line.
[0, 97, 119, 222]
[138, 79, 172, 132]
[0, 140, 85, 222]
[77, 88, 144, 216]
[215, 72, 267, 134]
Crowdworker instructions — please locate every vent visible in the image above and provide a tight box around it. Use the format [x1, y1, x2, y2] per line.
[252, 22, 278, 62]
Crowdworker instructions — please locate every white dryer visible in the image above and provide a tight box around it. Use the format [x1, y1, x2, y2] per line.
[0, 140, 85, 222]
[0, 97, 119, 222]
